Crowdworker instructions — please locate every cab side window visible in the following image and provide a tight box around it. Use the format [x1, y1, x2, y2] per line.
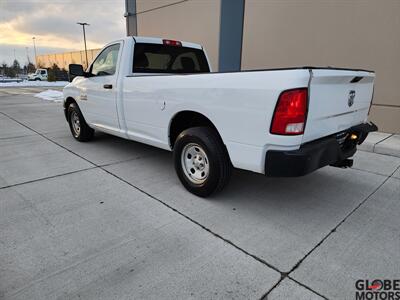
[91, 44, 120, 76]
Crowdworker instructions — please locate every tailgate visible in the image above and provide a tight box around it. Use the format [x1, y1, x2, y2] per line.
[302, 69, 375, 143]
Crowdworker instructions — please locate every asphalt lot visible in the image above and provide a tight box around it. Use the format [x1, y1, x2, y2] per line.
[1, 88, 399, 300]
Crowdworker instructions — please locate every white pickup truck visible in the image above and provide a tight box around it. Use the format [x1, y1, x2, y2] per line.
[64, 36, 377, 197]
[28, 68, 48, 81]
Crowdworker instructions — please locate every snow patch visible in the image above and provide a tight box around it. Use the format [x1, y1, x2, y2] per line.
[34, 90, 64, 103]
[0, 81, 68, 88]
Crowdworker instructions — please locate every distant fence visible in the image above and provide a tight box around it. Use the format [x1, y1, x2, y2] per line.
[36, 48, 101, 70]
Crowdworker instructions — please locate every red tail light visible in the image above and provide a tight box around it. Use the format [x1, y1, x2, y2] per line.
[163, 39, 182, 47]
[270, 88, 308, 135]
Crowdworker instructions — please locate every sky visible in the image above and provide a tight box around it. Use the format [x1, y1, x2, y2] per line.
[0, 0, 126, 66]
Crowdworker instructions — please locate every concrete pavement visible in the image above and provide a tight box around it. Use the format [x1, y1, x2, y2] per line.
[1, 92, 399, 299]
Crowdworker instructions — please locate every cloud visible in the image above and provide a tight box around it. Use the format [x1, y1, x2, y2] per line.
[0, 0, 126, 64]
[0, 0, 38, 22]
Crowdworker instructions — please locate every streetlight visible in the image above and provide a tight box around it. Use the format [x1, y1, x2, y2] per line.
[32, 37, 38, 66]
[26, 47, 30, 63]
[77, 22, 89, 69]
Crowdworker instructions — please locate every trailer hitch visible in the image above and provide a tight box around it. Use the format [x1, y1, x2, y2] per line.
[331, 158, 353, 169]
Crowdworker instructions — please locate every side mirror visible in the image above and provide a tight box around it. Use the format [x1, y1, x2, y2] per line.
[68, 64, 86, 82]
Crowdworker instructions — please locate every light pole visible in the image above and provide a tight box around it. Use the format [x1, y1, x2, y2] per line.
[26, 47, 31, 64]
[32, 37, 37, 67]
[77, 22, 89, 69]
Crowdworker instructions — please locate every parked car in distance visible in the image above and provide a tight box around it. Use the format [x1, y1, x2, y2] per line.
[28, 68, 48, 81]
[63, 36, 377, 197]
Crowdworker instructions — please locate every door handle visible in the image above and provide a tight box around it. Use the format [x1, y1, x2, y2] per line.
[103, 84, 112, 89]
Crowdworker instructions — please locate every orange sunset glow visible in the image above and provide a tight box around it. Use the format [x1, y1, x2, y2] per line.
[0, 0, 125, 65]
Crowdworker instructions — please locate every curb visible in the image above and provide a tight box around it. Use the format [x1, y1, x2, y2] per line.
[358, 132, 400, 158]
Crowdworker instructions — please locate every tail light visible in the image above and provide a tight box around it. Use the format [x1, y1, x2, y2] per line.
[270, 88, 308, 135]
[163, 39, 182, 47]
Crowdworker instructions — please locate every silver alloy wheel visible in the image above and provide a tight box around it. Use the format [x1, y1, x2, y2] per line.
[181, 143, 210, 184]
[71, 111, 81, 136]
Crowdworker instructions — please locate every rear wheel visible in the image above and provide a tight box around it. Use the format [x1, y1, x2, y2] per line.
[173, 127, 232, 197]
[67, 103, 94, 142]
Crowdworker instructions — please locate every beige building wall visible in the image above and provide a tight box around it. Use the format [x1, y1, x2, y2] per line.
[242, 0, 400, 133]
[36, 49, 101, 70]
[136, 0, 221, 71]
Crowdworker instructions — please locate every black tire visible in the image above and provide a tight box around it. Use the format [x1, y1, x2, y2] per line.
[67, 103, 94, 142]
[173, 127, 232, 197]
[34, 78, 41, 81]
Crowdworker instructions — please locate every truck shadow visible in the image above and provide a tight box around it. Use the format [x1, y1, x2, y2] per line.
[68, 132, 384, 272]
[90, 133, 378, 216]
[55, 131, 385, 278]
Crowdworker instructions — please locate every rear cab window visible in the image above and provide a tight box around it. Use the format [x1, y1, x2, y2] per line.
[133, 43, 210, 74]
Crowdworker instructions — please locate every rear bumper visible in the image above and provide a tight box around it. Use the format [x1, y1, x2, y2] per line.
[265, 122, 378, 177]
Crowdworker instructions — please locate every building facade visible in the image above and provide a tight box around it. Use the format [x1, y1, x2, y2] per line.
[135, 0, 400, 133]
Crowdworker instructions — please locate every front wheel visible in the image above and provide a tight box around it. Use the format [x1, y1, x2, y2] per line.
[173, 127, 232, 197]
[67, 103, 94, 142]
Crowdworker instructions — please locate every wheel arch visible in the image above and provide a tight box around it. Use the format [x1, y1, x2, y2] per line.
[64, 97, 77, 120]
[169, 110, 225, 149]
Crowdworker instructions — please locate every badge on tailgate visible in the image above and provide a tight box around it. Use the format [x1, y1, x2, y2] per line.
[348, 90, 355, 107]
